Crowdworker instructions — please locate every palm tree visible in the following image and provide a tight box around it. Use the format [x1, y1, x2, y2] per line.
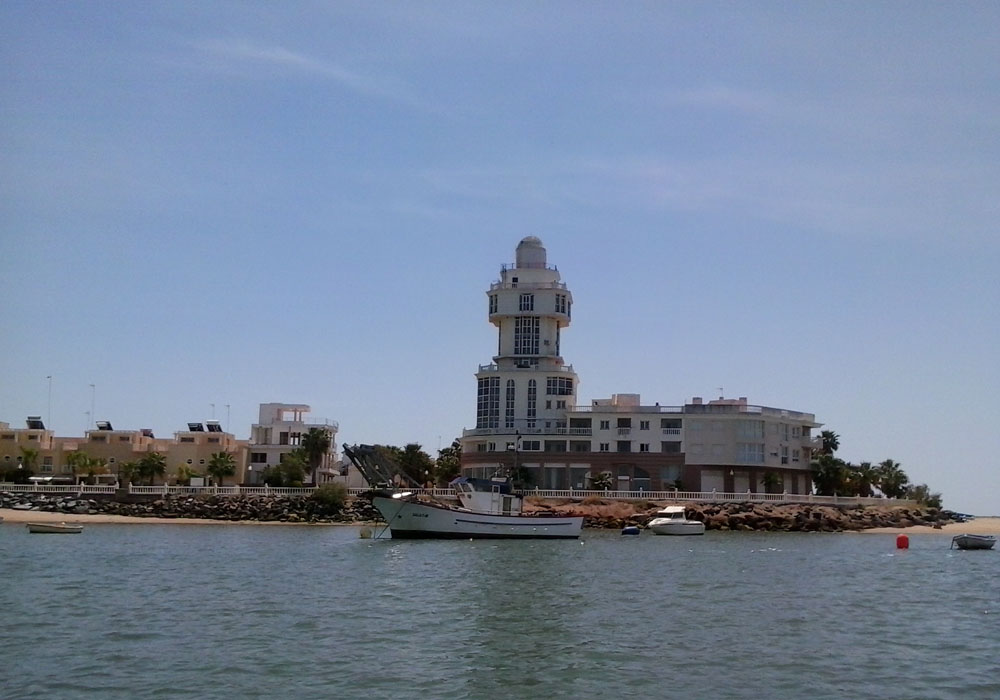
[138, 452, 167, 485]
[820, 430, 840, 455]
[811, 454, 849, 495]
[434, 439, 462, 486]
[301, 427, 332, 485]
[590, 471, 614, 490]
[876, 459, 910, 499]
[852, 461, 877, 497]
[279, 448, 308, 486]
[206, 452, 237, 487]
[118, 460, 139, 484]
[760, 471, 782, 494]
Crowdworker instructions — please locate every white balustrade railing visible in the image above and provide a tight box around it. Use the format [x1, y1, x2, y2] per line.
[0, 483, 118, 495]
[0, 482, 915, 507]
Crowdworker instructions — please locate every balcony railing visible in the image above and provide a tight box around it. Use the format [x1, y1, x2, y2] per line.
[662, 428, 681, 435]
[489, 280, 568, 292]
[478, 363, 575, 374]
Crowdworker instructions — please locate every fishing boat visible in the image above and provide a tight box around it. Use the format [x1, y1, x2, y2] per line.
[647, 505, 706, 536]
[371, 476, 583, 539]
[26, 522, 84, 534]
[951, 534, 996, 550]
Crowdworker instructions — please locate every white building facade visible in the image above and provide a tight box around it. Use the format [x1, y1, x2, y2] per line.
[460, 238, 822, 494]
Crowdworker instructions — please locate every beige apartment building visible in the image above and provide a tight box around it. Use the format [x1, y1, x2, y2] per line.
[460, 238, 823, 494]
[1, 403, 341, 487]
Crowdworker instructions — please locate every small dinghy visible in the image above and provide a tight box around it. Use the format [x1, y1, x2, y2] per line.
[951, 534, 995, 550]
[621, 525, 641, 536]
[26, 522, 84, 534]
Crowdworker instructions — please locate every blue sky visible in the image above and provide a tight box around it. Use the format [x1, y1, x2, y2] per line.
[2, 2, 997, 513]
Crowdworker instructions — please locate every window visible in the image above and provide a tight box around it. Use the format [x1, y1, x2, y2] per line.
[251, 453, 267, 463]
[519, 293, 534, 311]
[555, 294, 567, 314]
[781, 446, 789, 464]
[505, 380, 516, 429]
[199, 459, 206, 465]
[556, 400, 566, 409]
[179, 437, 195, 443]
[119, 436, 131, 442]
[737, 443, 765, 464]
[41, 462, 53, 473]
[476, 443, 487, 452]
[527, 379, 537, 421]
[661, 441, 682, 453]
[570, 441, 589, 452]
[1, 434, 14, 440]
[599, 443, 610, 452]
[489, 294, 497, 314]
[738, 420, 764, 439]
[617, 417, 632, 428]
[544, 440, 567, 453]
[27, 434, 38, 441]
[522, 440, 540, 451]
[207, 437, 220, 444]
[514, 316, 540, 354]
[511, 276, 518, 288]
[90, 435, 107, 443]
[599, 420, 610, 430]
[617, 441, 631, 453]
[792, 449, 800, 462]
[477, 377, 501, 429]
[545, 400, 552, 409]
[546, 377, 574, 395]
[639, 420, 650, 431]
[639, 443, 650, 452]
[661, 418, 682, 430]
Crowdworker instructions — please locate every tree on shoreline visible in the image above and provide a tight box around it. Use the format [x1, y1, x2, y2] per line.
[301, 427, 332, 486]
[206, 452, 236, 487]
[434, 439, 462, 486]
[137, 453, 167, 485]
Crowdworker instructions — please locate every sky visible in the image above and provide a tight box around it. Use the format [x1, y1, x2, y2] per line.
[1, 2, 997, 513]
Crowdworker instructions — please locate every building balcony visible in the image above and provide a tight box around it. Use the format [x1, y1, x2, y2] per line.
[617, 428, 631, 437]
[662, 428, 681, 435]
[477, 363, 575, 374]
[489, 280, 567, 291]
[462, 426, 592, 438]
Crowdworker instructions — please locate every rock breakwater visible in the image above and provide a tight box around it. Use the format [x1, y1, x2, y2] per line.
[526, 498, 956, 532]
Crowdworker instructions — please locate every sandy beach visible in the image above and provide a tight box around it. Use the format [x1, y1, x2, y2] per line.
[857, 517, 1000, 535]
[0, 508, 345, 526]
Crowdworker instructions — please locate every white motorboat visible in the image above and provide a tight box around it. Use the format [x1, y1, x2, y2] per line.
[26, 522, 84, 534]
[371, 476, 583, 539]
[647, 505, 705, 536]
[951, 534, 996, 550]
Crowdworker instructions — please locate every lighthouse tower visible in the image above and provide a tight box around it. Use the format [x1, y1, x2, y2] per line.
[461, 237, 578, 476]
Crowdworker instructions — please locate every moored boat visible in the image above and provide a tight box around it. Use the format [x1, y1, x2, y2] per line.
[371, 476, 583, 539]
[26, 522, 84, 534]
[647, 505, 705, 536]
[951, 534, 995, 550]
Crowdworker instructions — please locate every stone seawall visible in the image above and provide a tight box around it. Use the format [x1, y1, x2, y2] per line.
[527, 498, 956, 532]
[2, 491, 953, 531]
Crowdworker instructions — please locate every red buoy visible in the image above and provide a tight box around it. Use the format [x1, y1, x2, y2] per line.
[896, 534, 909, 549]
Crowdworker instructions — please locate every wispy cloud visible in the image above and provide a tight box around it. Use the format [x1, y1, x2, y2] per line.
[194, 37, 432, 112]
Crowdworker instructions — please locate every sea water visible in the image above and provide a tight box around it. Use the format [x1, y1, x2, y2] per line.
[1, 524, 998, 700]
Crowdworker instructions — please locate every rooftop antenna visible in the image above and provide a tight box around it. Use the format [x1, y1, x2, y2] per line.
[717, 387, 724, 399]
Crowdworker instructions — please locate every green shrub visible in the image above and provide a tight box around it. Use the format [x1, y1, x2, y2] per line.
[311, 483, 348, 512]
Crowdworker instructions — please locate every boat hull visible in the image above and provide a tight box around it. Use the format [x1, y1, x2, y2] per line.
[26, 522, 83, 534]
[648, 521, 706, 536]
[373, 496, 583, 539]
[952, 534, 996, 550]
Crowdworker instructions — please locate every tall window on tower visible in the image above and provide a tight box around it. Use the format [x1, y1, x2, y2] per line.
[477, 377, 500, 429]
[519, 293, 534, 311]
[527, 379, 537, 428]
[505, 380, 516, 429]
[555, 294, 567, 313]
[514, 316, 540, 354]
[489, 294, 497, 314]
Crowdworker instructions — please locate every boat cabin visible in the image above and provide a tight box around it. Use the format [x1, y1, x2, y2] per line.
[451, 476, 522, 516]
